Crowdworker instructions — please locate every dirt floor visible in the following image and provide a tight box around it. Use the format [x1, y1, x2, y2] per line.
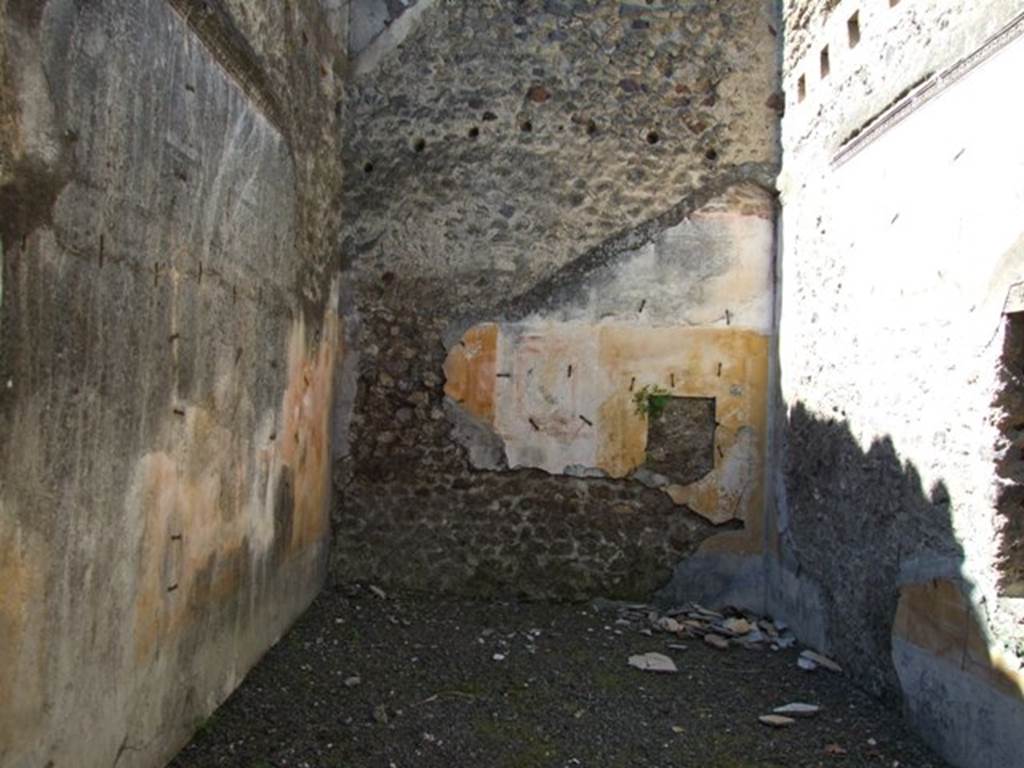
[170, 584, 950, 768]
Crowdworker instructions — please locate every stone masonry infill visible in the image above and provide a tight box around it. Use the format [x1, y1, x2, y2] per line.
[334, 0, 780, 596]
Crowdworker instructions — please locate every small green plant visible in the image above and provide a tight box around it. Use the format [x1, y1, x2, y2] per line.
[633, 384, 672, 420]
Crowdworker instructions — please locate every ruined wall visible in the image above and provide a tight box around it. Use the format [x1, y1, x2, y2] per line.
[773, 1, 1024, 766]
[335, 0, 781, 598]
[0, 2, 345, 766]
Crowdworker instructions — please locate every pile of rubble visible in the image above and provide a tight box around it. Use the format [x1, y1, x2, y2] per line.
[599, 599, 844, 728]
[600, 599, 841, 667]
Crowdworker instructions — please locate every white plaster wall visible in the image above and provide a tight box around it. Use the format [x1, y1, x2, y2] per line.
[780, 22, 1024, 633]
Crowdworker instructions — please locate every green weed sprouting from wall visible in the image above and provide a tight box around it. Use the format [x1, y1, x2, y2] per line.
[633, 384, 672, 420]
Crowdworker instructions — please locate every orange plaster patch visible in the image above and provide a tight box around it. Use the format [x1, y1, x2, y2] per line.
[443, 323, 498, 425]
[894, 579, 1024, 699]
[280, 309, 341, 553]
[0, 524, 47, 752]
[131, 295, 341, 665]
[595, 325, 769, 551]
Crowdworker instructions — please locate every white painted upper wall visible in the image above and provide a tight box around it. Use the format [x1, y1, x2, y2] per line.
[780, 17, 1024, 628]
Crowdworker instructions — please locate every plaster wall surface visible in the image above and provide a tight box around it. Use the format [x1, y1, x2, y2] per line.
[334, 0, 781, 599]
[775, 1, 1024, 764]
[0, 1, 345, 766]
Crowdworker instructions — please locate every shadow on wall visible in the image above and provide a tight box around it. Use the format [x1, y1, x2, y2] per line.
[994, 311, 1023, 599]
[772, 401, 1024, 766]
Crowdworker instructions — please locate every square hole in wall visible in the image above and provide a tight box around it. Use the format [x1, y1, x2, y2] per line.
[797, 74, 807, 102]
[644, 397, 716, 486]
[820, 45, 831, 78]
[848, 11, 861, 47]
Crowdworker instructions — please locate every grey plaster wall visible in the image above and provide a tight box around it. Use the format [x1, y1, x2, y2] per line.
[0, 1, 345, 766]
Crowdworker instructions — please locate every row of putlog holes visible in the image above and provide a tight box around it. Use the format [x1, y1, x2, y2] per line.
[796, 0, 902, 103]
[362, 119, 694, 176]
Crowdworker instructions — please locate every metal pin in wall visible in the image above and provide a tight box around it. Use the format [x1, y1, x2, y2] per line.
[638, 299, 646, 313]
[99, 234, 105, 267]
[717, 445, 724, 459]
[725, 309, 732, 326]
[171, 534, 183, 542]
[670, 373, 675, 387]
[173, 407, 186, 416]
[629, 377, 636, 392]
[198, 261, 203, 284]
[496, 372, 511, 378]
[717, 363, 722, 377]
[167, 584, 179, 593]
[168, 333, 180, 343]
[567, 365, 573, 379]
[579, 415, 592, 426]
[529, 418, 540, 431]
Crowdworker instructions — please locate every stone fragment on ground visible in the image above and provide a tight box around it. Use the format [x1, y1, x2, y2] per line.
[773, 703, 820, 718]
[798, 656, 818, 671]
[657, 616, 683, 633]
[628, 652, 679, 673]
[801, 650, 842, 672]
[704, 634, 730, 650]
[722, 617, 753, 635]
[759, 714, 797, 728]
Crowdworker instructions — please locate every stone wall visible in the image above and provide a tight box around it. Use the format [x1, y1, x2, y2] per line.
[0, 2, 345, 766]
[334, 0, 781, 598]
[772, 1, 1024, 765]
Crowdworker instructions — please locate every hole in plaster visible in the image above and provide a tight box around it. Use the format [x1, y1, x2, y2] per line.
[995, 311, 1024, 597]
[644, 397, 716, 486]
[704, 148, 719, 162]
[520, 120, 533, 132]
[820, 46, 831, 79]
[586, 119, 598, 136]
[482, 111, 498, 121]
[646, 130, 660, 145]
[848, 11, 861, 47]
[363, 162, 374, 174]
[413, 138, 426, 152]
[468, 126, 480, 139]
[797, 74, 807, 102]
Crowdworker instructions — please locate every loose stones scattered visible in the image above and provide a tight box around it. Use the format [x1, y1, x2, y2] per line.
[596, 598, 841, 733]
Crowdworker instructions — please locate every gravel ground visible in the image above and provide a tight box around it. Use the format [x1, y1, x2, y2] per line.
[170, 584, 950, 768]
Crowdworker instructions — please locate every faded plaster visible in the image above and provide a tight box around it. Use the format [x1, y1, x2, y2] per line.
[0, 1, 345, 766]
[444, 190, 774, 549]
